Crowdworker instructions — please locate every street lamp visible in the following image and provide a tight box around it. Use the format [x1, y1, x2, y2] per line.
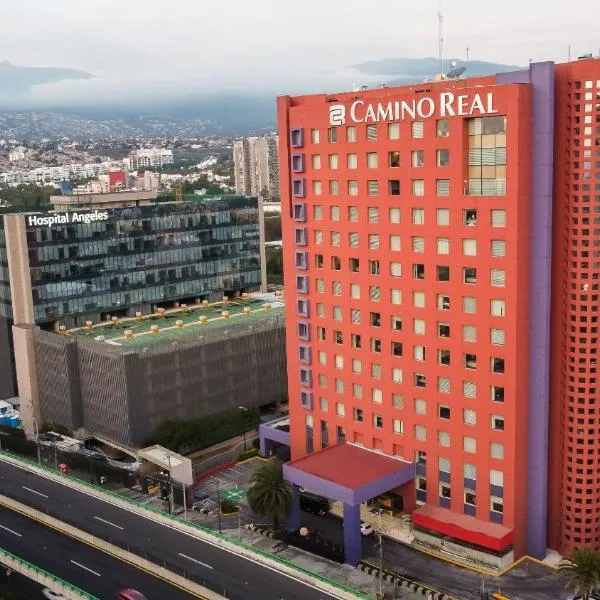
[238, 406, 249, 451]
[164, 453, 174, 515]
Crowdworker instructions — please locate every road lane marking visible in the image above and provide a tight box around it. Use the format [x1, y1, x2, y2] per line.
[93, 516, 123, 530]
[22, 486, 48, 498]
[70, 560, 101, 577]
[178, 552, 214, 570]
[0, 523, 22, 537]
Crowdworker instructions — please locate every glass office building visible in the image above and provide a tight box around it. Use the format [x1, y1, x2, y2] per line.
[0, 196, 262, 328]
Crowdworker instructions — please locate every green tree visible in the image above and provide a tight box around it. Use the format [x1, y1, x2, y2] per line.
[559, 548, 600, 599]
[247, 461, 292, 531]
[266, 246, 283, 285]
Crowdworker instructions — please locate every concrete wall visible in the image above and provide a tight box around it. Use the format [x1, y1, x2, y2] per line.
[33, 323, 287, 447]
[0, 316, 15, 400]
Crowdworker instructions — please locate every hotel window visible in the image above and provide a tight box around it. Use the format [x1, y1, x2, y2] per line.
[437, 149, 449, 166]
[437, 208, 450, 226]
[351, 334, 362, 349]
[415, 425, 427, 441]
[351, 309, 361, 324]
[437, 266, 450, 282]
[413, 291, 425, 308]
[369, 234, 380, 250]
[368, 180, 379, 196]
[332, 281, 342, 295]
[463, 296, 477, 313]
[463, 239, 477, 256]
[415, 373, 426, 388]
[439, 483, 451, 500]
[413, 264, 425, 280]
[352, 358, 362, 374]
[392, 341, 403, 357]
[372, 388, 383, 404]
[330, 205, 340, 221]
[463, 325, 477, 342]
[492, 357, 505, 374]
[491, 209, 506, 227]
[463, 409, 477, 425]
[490, 442, 504, 460]
[412, 208, 425, 224]
[414, 346, 426, 361]
[413, 236, 425, 253]
[391, 289, 402, 305]
[329, 154, 339, 169]
[333, 306, 342, 321]
[335, 378, 344, 394]
[353, 408, 364, 423]
[331, 231, 341, 246]
[436, 179, 450, 196]
[328, 127, 338, 143]
[353, 383, 363, 398]
[316, 303, 325, 317]
[334, 330, 343, 344]
[370, 312, 381, 327]
[438, 377, 450, 394]
[390, 235, 401, 251]
[491, 240, 506, 257]
[463, 267, 477, 284]
[491, 328, 505, 346]
[463, 381, 477, 398]
[438, 323, 450, 338]
[312, 155, 321, 169]
[491, 496, 504, 515]
[392, 394, 404, 409]
[491, 269, 506, 287]
[367, 124, 377, 141]
[348, 206, 359, 222]
[347, 153, 358, 169]
[388, 123, 400, 140]
[369, 259, 380, 275]
[439, 405, 451, 420]
[391, 316, 402, 331]
[370, 286, 380, 302]
[412, 121, 424, 138]
[347, 126, 357, 142]
[464, 209, 477, 226]
[436, 119, 449, 137]
[316, 278, 325, 293]
[313, 180, 322, 195]
[311, 129, 320, 144]
[393, 419, 404, 434]
[368, 207, 380, 223]
[390, 262, 402, 277]
[329, 180, 339, 195]
[349, 257, 360, 272]
[349, 232, 360, 248]
[411, 150, 424, 167]
[389, 180, 400, 195]
[389, 151, 400, 167]
[464, 353, 477, 369]
[464, 490, 477, 508]
[437, 238, 450, 255]
[412, 179, 425, 196]
[467, 116, 507, 196]
[389, 207, 401, 224]
[491, 299, 505, 317]
[314, 205, 323, 220]
[437, 294, 450, 310]
[438, 349, 450, 365]
[371, 362, 382, 379]
[348, 180, 358, 196]
[336, 402, 345, 417]
[351, 284, 361, 300]
[392, 367, 403, 383]
[331, 256, 341, 270]
[317, 327, 326, 341]
[490, 469, 504, 488]
[318, 373, 328, 388]
[367, 152, 378, 168]
[439, 431, 451, 447]
[464, 463, 476, 480]
[415, 398, 427, 415]
[464, 437, 477, 454]
[492, 385, 505, 403]
[491, 415, 505, 431]
[319, 397, 328, 411]
[334, 354, 344, 370]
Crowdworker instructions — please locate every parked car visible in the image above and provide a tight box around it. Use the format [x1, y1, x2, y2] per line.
[360, 521, 373, 536]
[118, 589, 148, 600]
[42, 590, 66, 600]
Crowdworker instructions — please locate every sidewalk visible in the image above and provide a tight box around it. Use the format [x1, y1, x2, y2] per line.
[224, 524, 424, 600]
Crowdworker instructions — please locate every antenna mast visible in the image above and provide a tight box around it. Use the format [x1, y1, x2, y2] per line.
[438, 2, 444, 76]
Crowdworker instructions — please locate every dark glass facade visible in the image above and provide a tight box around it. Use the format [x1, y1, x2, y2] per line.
[0, 196, 261, 325]
[0, 221, 10, 320]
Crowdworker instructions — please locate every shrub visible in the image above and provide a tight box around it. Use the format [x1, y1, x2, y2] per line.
[238, 447, 259, 462]
[220, 498, 238, 514]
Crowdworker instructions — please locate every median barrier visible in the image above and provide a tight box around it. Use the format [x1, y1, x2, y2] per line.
[0, 452, 369, 600]
[0, 545, 98, 599]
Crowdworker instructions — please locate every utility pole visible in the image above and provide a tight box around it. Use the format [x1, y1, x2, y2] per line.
[238, 406, 249, 451]
[217, 477, 222, 534]
[182, 482, 187, 520]
[375, 509, 384, 600]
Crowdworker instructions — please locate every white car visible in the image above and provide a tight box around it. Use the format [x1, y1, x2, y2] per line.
[360, 521, 373, 536]
[42, 590, 66, 600]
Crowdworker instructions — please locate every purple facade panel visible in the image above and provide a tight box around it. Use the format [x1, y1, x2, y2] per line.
[353, 461, 415, 505]
[497, 61, 555, 559]
[343, 503, 362, 565]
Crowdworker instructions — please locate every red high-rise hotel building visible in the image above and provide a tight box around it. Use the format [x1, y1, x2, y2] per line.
[263, 56, 600, 566]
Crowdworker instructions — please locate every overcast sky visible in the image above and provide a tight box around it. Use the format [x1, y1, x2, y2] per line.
[0, 0, 598, 101]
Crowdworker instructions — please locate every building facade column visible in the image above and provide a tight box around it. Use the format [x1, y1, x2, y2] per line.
[285, 484, 301, 531]
[343, 502, 362, 565]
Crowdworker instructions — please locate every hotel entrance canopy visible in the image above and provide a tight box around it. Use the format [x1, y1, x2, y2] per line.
[283, 443, 415, 506]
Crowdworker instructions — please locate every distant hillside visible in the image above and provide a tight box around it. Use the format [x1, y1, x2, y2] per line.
[352, 56, 522, 83]
[0, 61, 94, 94]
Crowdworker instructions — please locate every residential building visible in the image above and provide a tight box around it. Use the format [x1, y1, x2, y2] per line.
[268, 58, 600, 567]
[233, 136, 280, 200]
[126, 148, 174, 170]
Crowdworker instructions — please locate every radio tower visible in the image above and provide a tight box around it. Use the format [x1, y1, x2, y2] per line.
[438, 2, 444, 78]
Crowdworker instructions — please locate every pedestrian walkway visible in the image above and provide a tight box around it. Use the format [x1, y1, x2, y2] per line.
[225, 524, 424, 600]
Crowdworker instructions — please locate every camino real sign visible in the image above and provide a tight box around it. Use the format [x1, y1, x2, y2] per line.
[329, 92, 497, 126]
[27, 210, 109, 227]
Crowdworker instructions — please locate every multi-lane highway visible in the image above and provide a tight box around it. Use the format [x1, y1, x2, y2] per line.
[0, 505, 194, 599]
[0, 457, 341, 600]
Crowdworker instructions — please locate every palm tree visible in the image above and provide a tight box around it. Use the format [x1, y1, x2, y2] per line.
[247, 461, 292, 531]
[559, 548, 600, 599]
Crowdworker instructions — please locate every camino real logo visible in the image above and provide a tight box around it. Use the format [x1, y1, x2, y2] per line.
[329, 104, 346, 126]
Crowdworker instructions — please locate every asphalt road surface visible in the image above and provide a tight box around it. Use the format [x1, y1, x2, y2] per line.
[0, 457, 341, 600]
[0, 505, 193, 599]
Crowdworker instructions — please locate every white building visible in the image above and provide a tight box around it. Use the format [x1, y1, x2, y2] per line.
[126, 148, 174, 170]
[233, 136, 279, 200]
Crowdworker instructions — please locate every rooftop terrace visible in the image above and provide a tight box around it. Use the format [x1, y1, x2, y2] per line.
[65, 293, 284, 349]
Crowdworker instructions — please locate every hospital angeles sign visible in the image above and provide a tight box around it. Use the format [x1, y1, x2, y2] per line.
[329, 92, 497, 126]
